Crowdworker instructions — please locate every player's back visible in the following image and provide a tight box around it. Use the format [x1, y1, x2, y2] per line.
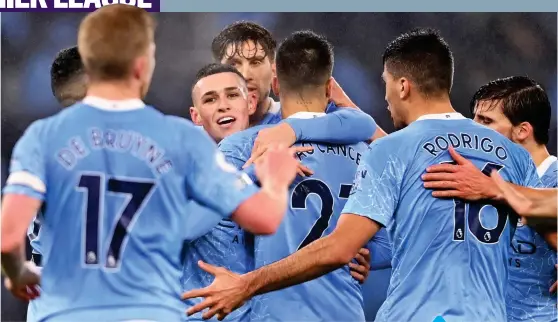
[30, 99, 215, 321]
[507, 156, 557, 322]
[369, 114, 537, 322]
[253, 137, 368, 321]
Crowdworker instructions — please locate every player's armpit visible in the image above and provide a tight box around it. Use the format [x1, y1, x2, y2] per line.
[1, 194, 42, 253]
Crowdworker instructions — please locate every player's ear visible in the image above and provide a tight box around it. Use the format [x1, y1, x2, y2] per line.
[325, 77, 333, 99]
[247, 93, 257, 116]
[189, 106, 203, 126]
[513, 121, 532, 143]
[399, 77, 411, 100]
[271, 62, 276, 77]
[272, 76, 280, 96]
[133, 56, 147, 81]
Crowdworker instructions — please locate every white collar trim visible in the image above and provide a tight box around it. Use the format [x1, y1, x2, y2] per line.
[537, 155, 557, 177]
[287, 112, 326, 119]
[416, 113, 466, 121]
[83, 96, 145, 111]
[269, 99, 281, 114]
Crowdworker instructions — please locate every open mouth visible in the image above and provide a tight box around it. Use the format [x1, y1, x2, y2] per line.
[217, 116, 236, 126]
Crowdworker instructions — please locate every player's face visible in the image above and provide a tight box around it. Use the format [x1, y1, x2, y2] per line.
[382, 67, 406, 130]
[473, 100, 516, 140]
[191, 72, 257, 142]
[220, 41, 273, 109]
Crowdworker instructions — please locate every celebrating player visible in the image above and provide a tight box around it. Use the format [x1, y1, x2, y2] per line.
[184, 30, 392, 321]
[423, 76, 557, 321]
[183, 62, 380, 321]
[23, 45, 88, 322]
[210, 21, 387, 157]
[182, 28, 542, 322]
[1, 6, 298, 321]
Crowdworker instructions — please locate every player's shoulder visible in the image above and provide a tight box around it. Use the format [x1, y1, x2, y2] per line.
[219, 125, 270, 148]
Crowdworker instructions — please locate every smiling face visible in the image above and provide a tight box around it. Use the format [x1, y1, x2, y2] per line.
[190, 72, 256, 142]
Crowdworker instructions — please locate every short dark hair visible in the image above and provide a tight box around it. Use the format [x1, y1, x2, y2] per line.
[470, 76, 551, 145]
[275, 30, 334, 94]
[383, 28, 454, 96]
[50, 46, 86, 107]
[192, 63, 246, 91]
[211, 21, 277, 62]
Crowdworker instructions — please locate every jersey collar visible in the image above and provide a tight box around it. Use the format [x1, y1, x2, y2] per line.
[416, 113, 466, 121]
[83, 96, 145, 111]
[537, 155, 557, 177]
[287, 112, 326, 119]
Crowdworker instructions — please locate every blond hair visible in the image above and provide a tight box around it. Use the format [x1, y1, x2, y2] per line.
[78, 4, 155, 81]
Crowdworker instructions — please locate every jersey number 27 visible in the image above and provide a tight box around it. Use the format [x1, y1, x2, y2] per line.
[291, 179, 352, 250]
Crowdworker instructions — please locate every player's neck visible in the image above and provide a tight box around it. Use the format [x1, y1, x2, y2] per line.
[406, 97, 456, 124]
[524, 141, 551, 167]
[250, 97, 273, 126]
[86, 81, 143, 101]
[279, 95, 327, 119]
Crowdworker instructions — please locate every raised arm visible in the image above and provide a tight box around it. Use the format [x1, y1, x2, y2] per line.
[184, 128, 297, 236]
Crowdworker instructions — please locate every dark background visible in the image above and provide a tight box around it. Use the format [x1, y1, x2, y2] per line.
[1, 12, 556, 321]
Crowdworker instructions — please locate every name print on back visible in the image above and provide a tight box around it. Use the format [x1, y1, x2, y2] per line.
[56, 128, 173, 176]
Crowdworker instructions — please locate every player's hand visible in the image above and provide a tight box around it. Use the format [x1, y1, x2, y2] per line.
[255, 145, 304, 189]
[4, 261, 41, 301]
[422, 146, 499, 201]
[329, 77, 357, 108]
[349, 248, 370, 284]
[549, 264, 558, 294]
[244, 123, 298, 168]
[182, 260, 250, 321]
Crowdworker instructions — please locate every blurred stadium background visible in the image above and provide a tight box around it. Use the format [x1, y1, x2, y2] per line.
[1, 12, 556, 321]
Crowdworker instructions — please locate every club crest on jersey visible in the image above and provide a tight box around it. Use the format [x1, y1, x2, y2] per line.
[215, 151, 238, 173]
[234, 173, 253, 190]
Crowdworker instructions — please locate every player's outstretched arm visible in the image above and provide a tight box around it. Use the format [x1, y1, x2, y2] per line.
[182, 214, 380, 320]
[422, 146, 501, 200]
[491, 170, 558, 219]
[1, 121, 45, 300]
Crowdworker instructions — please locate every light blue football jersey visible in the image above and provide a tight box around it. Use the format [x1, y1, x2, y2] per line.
[507, 155, 557, 322]
[3, 97, 259, 322]
[182, 104, 378, 322]
[218, 112, 391, 321]
[343, 113, 541, 322]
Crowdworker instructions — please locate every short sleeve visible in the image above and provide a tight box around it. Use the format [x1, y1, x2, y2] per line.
[184, 128, 259, 218]
[3, 120, 47, 201]
[342, 139, 405, 227]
